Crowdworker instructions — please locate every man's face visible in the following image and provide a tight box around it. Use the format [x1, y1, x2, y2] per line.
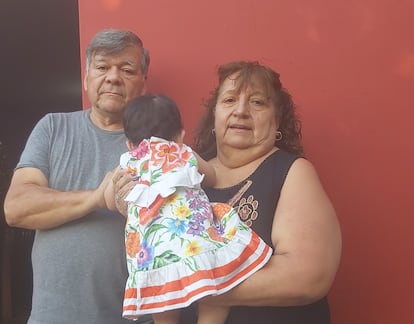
[84, 46, 147, 115]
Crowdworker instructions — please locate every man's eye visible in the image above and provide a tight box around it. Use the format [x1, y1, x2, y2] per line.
[96, 66, 107, 71]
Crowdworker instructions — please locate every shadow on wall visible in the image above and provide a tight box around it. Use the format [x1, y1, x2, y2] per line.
[0, 0, 82, 322]
[1, 141, 35, 323]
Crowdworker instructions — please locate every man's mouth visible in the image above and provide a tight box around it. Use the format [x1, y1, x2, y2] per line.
[101, 91, 122, 96]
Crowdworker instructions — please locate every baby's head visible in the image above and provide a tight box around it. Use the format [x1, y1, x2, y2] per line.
[123, 94, 184, 148]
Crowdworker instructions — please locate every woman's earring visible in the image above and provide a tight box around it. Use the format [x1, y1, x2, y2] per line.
[275, 130, 282, 141]
[211, 128, 216, 136]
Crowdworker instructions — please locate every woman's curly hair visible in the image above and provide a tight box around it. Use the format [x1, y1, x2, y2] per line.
[193, 61, 303, 160]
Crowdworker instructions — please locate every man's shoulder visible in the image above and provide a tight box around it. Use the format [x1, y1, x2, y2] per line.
[39, 109, 89, 127]
[45, 109, 88, 119]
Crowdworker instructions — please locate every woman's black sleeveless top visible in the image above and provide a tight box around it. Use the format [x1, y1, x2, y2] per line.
[180, 149, 330, 324]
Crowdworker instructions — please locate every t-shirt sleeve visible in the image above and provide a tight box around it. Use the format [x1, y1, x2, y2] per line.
[16, 114, 52, 179]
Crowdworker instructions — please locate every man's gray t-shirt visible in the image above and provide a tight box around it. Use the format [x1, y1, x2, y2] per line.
[17, 110, 142, 324]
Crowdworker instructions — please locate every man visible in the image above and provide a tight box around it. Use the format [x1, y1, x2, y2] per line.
[4, 29, 153, 324]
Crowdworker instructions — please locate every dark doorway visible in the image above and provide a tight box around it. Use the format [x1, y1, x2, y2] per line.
[0, 1, 82, 322]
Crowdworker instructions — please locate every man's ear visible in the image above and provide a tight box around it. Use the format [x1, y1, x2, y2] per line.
[83, 73, 88, 91]
[140, 79, 148, 95]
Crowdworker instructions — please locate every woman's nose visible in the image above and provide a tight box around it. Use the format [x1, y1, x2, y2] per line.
[233, 99, 250, 115]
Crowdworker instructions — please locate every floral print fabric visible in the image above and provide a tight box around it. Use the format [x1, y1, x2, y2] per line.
[121, 137, 272, 318]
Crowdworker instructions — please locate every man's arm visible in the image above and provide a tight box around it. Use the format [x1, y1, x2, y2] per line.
[4, 167, 112, 230]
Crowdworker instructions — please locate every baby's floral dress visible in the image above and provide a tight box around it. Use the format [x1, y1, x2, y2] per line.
[121, 137, 272, 319]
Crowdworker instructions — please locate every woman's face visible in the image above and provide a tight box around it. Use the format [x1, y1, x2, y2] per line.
[214, 74, 278, 154]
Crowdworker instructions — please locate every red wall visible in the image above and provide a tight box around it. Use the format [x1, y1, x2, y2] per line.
[78, 1, 414, 323]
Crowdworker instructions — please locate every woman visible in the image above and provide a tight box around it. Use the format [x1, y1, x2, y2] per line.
[180, 61, 342, 323]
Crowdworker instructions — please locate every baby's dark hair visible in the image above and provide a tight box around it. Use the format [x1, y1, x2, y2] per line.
[123, 94, 183, 146]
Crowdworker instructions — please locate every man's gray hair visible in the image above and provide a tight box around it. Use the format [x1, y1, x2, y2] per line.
[85, 29, 150, 76]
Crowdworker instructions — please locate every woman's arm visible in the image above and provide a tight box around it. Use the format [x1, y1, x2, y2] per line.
[193, 151, 216, 188]
[202, 158, 342, 307]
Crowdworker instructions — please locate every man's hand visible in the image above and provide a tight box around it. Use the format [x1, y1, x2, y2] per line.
[111, 167, 138, 217]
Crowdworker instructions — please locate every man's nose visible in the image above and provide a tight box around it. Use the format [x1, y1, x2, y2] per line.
[105, 67, 122, 83]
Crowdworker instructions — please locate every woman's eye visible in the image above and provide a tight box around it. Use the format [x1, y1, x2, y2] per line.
[96, 66, 107, 72]
[251, 99, 265, 105]
[223, 97, 235, 104]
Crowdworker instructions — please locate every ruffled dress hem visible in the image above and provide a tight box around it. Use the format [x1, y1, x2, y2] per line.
[122, 228, 272, 318]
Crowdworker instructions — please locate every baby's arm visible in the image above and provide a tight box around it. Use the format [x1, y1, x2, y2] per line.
[197, 303, 229, 324]
[193, 152, 216, 188]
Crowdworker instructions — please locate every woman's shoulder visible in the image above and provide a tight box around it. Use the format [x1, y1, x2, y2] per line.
[257, 149, 302, 175]
[269, 148, 301, 162]
[285, 156, 318, 178]
[281, 156, 329, 201]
